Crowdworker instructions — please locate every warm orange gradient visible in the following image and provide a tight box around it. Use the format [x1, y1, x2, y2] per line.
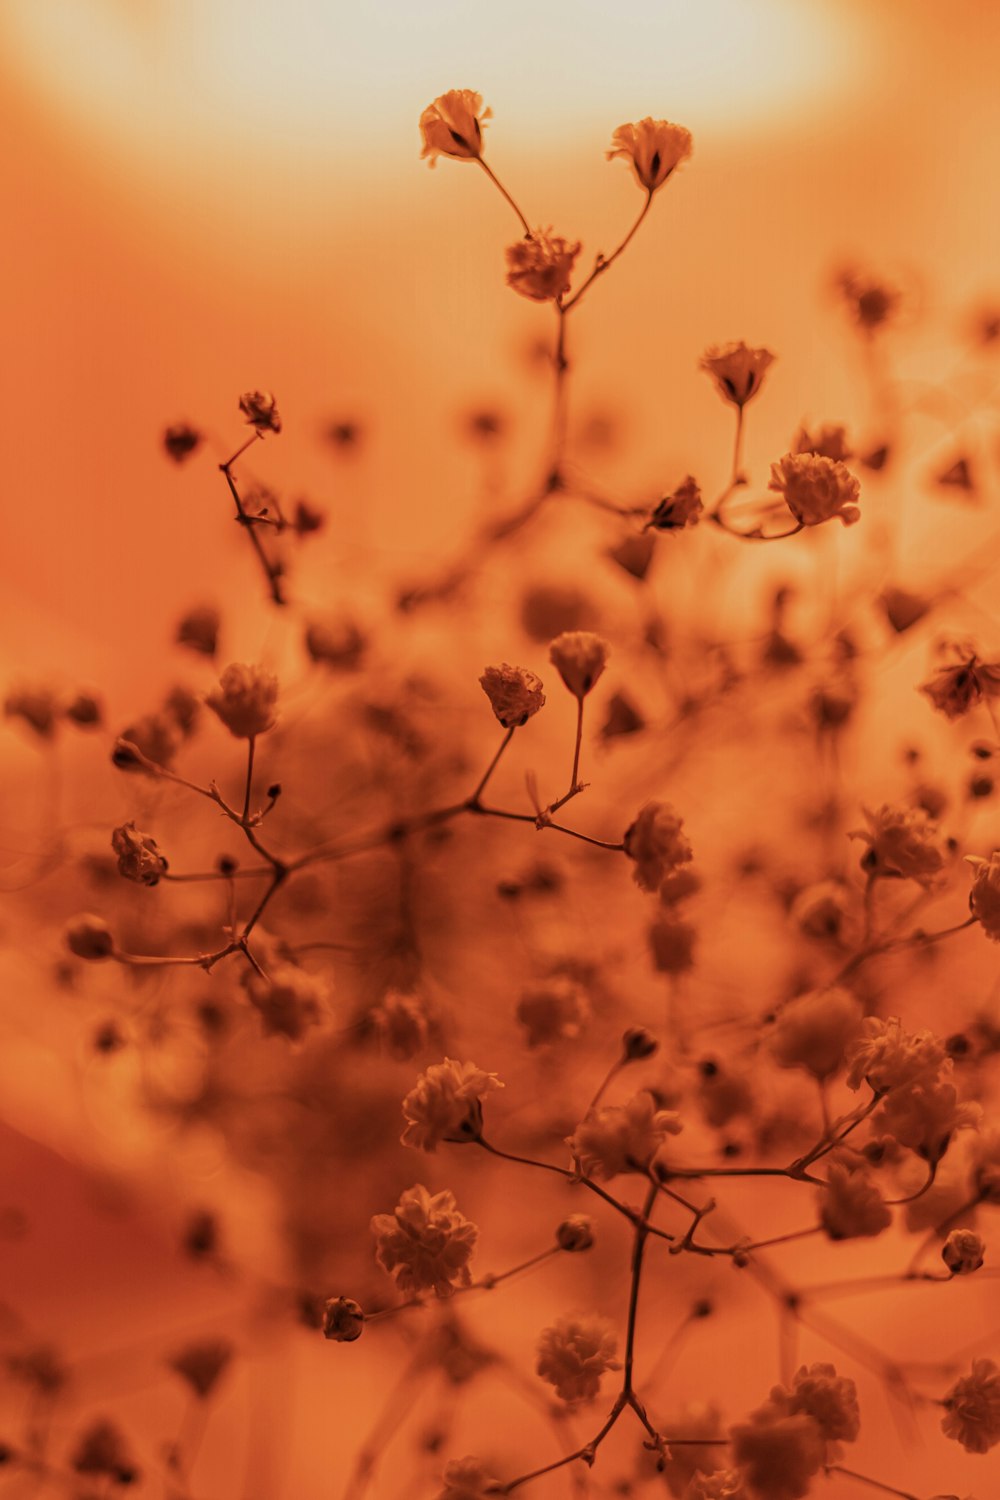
[2, 3, 1000, 1499]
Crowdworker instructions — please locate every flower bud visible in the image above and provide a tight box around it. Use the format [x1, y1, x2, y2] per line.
[548, 631, 609, 699]
[942, 1228, 986, 1276]
[622, 1026, 658, 1061]
[65, 914, 114, 961]
[322, 1296, 365, 1342]
[556, 1215, 594, 1252]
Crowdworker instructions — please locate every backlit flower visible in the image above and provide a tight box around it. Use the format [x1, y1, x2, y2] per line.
[506, 230, 581, 303]
[371, 1184, 478, 1298]
[819, 1161, 891, 1241]
[438, 1456, 502, 1498]
[569, 1090, 682, 1179]
[401, 1058, 503, 1151]
[420, 90, 491, 165]
[606, 118, 693, 193]
[548, 631, 609, 699]
[768, 452, 861, 528]
[845, 1016, 946, 1094]
[536, 1313, 620, 1403]
[700, 342, 775, 409]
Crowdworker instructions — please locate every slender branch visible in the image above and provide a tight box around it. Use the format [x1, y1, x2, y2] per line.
[562, 191, 654, 313]
[476, 158, 532, 237]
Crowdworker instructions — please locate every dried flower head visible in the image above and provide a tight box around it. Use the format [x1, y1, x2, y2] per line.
[238, 390, 281, 433]
[569, 1090, 682, 1179]
[845, 1016, 946, 1094]
[401, 1058, 503, 1151]
[942, 1228, 986, 1275]
[877, 1072, 980, 1164]
[849, 803, 947, 885]
[700, 342, 775, 409]
[371, 1184, 478, 1298]
[941, 1358, 1000, 1453]
[111, 822, 168, 886]
[420, 90, 491, 165]
[768, 452, 861, 528]
[536, 1313, 620, 1403]
[244, 963, 329, 1041]
[606, 117, 693, 193]
[624, 801, 693, 893]
[548, 631, 609, 699]
[205, 663, 278, 739]
[649, 475, 703, 532]
[322, 1296, 365, 1342]
[479, 663, 545, 728]
[781, 1363, 860, 1444]
[506, 230, 581, 303]
[920, 642, 1000, 721]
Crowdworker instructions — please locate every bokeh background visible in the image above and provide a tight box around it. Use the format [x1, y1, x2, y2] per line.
[2, 2, 999, 1497]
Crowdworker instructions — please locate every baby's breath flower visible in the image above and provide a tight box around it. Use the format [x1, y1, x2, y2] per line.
[769, 987, 863, 1081]
[322, 1296, 365, 1342]
[606, 117, 692, 193]
[624, 801, 693, 893]
[535, 1313, 620, 1403]
[244, 963, 329, 1041]
[942, 1228, 986, 1275]
[438, 1456, 502, 1498]
[420, 90, 491, 165]
[685, 1472, 748, 1500]
[649, 914, 697, 974]
[844, 1016, 946, 1094]
[792, 422, 852, 462]
[506, 230, 581, 303]
[372, 989, 431, 1060]
[111, 822, 167, 886]
[167, 1339, 234, 1399]
[4, 686, 59, 739]
[72, 1420, 134, 1480]
[569, 1090, 682, 1179]
[700, 342, 775, 409]
[849, 803, 947, 885]
[556, 1215, 594, 1252]
[65, 914, 114, 961]
[877, 1072, 980, 1164]
[371, 1185, 477, 1298]
[967, 852, 1000, 939]
[781, 1363, 860, 1444]
[648, 475, 703, 532]
[919, 643, 1000, 721]
[238, 390, 281, 433]
[941, 1358, 1000, 1453]
[516, 976, 589, 1047]
[401, 1058, 503, 1151]
[114, 712, 180, 772]
[176, 604, 219, 657]
[729, 1406, 825, 1500]
[548, 631, 609, 699]
[819, 1161, 891, 1241]
[205, 663, 278, 739]
[768, 452, 861, 528]
[163, 422, 202, 463]
[479, 663, 545, 728]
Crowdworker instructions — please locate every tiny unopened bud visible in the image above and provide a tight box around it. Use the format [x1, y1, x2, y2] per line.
[556, 1215, 594, 1252]
[322, 1296, 365, 1342]
[622, 1026, 658, 1061]
[942, 1228, 985, 1276]
[64, 692, 102, 728]
[217, 855, 238, 876]
[267, 783, 282, 800]
[65, 915, 114, 961]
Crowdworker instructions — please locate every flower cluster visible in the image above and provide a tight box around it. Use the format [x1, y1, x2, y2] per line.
[371, 1184, 478, 1298]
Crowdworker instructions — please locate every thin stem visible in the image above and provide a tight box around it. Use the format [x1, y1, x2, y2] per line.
[476, 157, 532, 236]
[242, 737, 256, 823]
[220, 444, 285, 606]
[623, 1183, 658, 1394]
[824, 1465, 918, 1500]
[468, 727, 515, 805]
[562, 191, 655, 313]
[476, 1138, 653, 1229]
[731, 404, 745, 484]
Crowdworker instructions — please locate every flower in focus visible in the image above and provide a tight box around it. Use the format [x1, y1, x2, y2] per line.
[819, 1160, 891, 1241]
[238, 390, 281, 434]
[967, 852, 1000, 938]
[624, 802, 693, 893]
[438, 1456, 502, 1498]
[569, 1090, 682, 1179]
[535, 1313, 620, 1403]
[792, 423, 852, 462]
[845, 1016, 946, 1094]
[205, 663, 278, 739]
[548, 631, 609, 699]
[700, 342, 775, 409]
[516, 976, 589, 1047]
[942, 1228, 986, 1275]
[941, 1358, 1000, 1453]
[401, 1058, 503, 1151]
[606, 117, 693, 193]
[649, 476, 703, 532]
[769, 987, 863, 1080]
[479, 663, 545, 728]
[768, 453, 861, 528]
[371, 1184, 478, 1298]
[506, 230, 581, 303]
[111, 823, 168, 886]
[420, 90, 491, 165]
[849, 804, 948, 885]
[920, 642, 1000, 721]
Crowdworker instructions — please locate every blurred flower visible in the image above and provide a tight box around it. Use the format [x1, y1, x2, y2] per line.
[569, 1090, 682, 1179]
[849, 803, 947, 885]
[792, 423, 852, 462]
[778, 1363, 860, 1443]
[649, 915, 697, 974]
[845, 1016, 946, 1094]
[649, 476, 703, 532]
[729, 1406, 825, 1500]
[401, 1058, 503, 1151]
[438, 1456, 502, 1498]
[176, 604, 220, 656]
[322, 1296, 365, 1342]
[238, 390, 281, 433]
[920, 642, 1000, 721]
[516, 976, 589, 1047]
[624, 802, 693, 893]
[65, 914, 114, 961]
[685, 1473, 747, 1500]
[205, 663, 278, 739]
[4, 686, 59, 739]
[972, 1126, 1000, 1202]
[769, 988, 863, 1080]
[167, 1339, 234, 1399]
[536, 1313, 620, 1403]
[941, 1359, 1000, 1453]
[372, 989, 432, 1060]
[420, 90, 491, 164]
[479, 663, 545, 728]
[768, 453, 861, 528]
[700, 343, 775, 409]
[606, 117, 692, 193]
[244, 963, 329, 1041]
[819, 1160, 891, 1240]
[64, 691, 102, 728]
[506, 230, 581, 303]
[111, 822, 168, 886]
[556, 1215, 594, 1251]
[72, 1420, 134, 1480]
[834, 267, 901, 332]
[305, 617, 366, 671]
[942, 1228, 986, 1275]
[371, 1184, 477, 1298]
[548, 631, 609, 699]
[878, 1073, 980, 1163]
[967, 852, 1000, 938]
[114, 712, 180, 771]
[163, 422, 202, 463]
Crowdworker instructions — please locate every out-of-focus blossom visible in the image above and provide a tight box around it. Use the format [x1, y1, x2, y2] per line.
[111, 822, 168, 886]
[971, 1126, 1000, 1202]
[790, 880, 851, 942]
[65, 691, 102, 728]
[371, 1184, 477, 1298]
[792, 423, 852, 462]
[878, 1073, 980, 1163]
[778, 1363, 860, 1444]
[305, 617, 366, 670]
[920, 643, 1000, 721]
[322, 1296, 365, 1342]
[244, 963, 329, 1041]
[556, 1215, 594, 1251]
[729, 1407, 826, 1500]
[167, 1339, 234, 1399]
[401, 1058, 503, 1151]
[4, 686, 59, 739]
[205, 663, 278, 739]
[624, 802, 693, 893]
[849, 803, 948, 885]
[649, 915, 697, 974]
[685, 1472, 748, 1500]
[819, 1161, 891, 1241]
[372, 989, 431, 1060]
[942, 1228, 986, 1275]
[479, 663, 546, 728]
[649, 476, 703, 532]
[238, 390, 281, 433]
[65, 914, 114, 961]
[437, 1456, 502, 1498]
[967, 852, 1000, 938]
[880, 586, 931, 635]
[506, 230, 581, 302]
[700, 343, 775, 408]
[941, 1359, 1000, 1453]
[176, 604, 219, 656]
[420, 90, 491, 165]
[569, 1090, 682, 1179]
[769, 988, 863, 1080]
[834, 267, 901, 332]
[606, 117, 693, 193]
[163, 422, 202, 463]
[536, 1313, 620, 1403]
[548, 631, 609, 699]
[72, 1420, 135, 1480]
[114, 712, 180, 772]
[768, 453, 861, 528]
[516, 976, 589, 1047]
